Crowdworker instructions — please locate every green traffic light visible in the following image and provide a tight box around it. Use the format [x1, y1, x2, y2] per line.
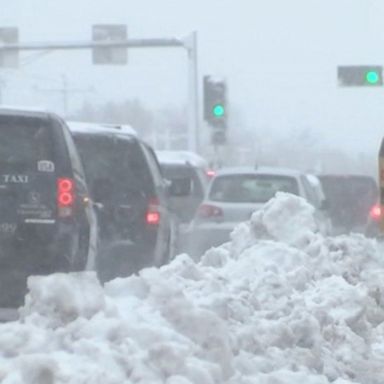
[366, 70, 380, 84]
[213, 104, 225, 117]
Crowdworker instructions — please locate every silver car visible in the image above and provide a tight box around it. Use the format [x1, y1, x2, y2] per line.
[186, 166, 332, 258]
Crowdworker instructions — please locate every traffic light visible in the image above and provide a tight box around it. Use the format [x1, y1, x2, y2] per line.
[203, 76, 227, 127]
[338, 66, 383, 86]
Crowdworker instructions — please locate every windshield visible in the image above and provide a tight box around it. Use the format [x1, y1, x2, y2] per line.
[210, 174, 299, 203]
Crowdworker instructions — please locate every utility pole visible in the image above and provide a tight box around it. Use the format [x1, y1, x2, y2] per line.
[0, 76, 5, 104]
[62, 75, 68, 116]
[184, 31, 199, 153]
[34, 74, 93, 117]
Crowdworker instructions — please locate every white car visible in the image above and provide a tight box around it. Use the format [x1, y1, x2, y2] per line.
[186, 166, 332, 258]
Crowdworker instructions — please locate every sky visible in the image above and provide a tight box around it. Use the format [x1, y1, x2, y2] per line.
[2, 0, 384, 156]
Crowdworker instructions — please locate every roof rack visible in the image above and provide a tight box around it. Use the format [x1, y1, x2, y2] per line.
[66, 121, 137, 136]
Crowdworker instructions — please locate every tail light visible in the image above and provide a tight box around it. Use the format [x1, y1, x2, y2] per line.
[370, 204, 382, 221]
[146, 197, 161, 225]
[197, 204, 223, 219]
[57, 178, 75, 218]
[206, 169, 216, 178]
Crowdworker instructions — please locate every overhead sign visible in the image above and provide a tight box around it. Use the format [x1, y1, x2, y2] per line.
[92, 24, 127, 65]
[0, 27, 19, 68]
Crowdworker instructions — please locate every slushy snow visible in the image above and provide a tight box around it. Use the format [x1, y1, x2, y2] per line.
[1, 193, 384, 383]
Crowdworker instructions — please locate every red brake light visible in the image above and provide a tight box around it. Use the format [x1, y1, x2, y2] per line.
[57, 178, 75, 217]
[58, 178, 73, 192]
[146, 198, 161, 225]
[58, 192, 74, 206]
[206, 169, 216, 178]
[370, 204, 382, 220]
[197, 204, 223, 218]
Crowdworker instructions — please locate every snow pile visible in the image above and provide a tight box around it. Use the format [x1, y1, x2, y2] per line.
[1, 193, 384, 383]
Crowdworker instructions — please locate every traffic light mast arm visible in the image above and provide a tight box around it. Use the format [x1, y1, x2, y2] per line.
[0, 38, 185, 51]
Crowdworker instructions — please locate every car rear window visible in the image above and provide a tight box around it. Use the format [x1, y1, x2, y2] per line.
[0, 115, 54, 171]
[73, 134, 154, 200]
[209, 174, 299, 203]
[161, 164, 204, 197]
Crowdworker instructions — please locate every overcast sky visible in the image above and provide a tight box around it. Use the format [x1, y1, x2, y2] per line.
[2, 0, 384, 154]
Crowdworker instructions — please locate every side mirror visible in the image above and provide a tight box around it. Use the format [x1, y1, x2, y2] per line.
[169, 177, 192, 197]
[92, 201, 104, 211]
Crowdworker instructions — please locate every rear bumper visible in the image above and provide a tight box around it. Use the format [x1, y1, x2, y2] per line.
[0, 220, 86, 308]
[0, 223, 78, 268]
[365, 220, 383, 238]
[184, 223, 236, 259]
[0, 308, 18, 322]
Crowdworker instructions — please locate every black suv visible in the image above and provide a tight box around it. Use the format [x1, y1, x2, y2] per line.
[317, 174, 378, 234]
[68, 122, 180, 282]
[0, 108, 98, 308]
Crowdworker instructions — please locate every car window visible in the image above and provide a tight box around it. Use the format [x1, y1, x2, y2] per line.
[72, 134, 154, 200]
[0, 115, 54, 171]
[141, 143, 164, 188]
[209, 174, 299, 203]
[161, 164, 204, 198]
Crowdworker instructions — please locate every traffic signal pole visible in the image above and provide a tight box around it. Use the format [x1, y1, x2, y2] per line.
[184, 31, 199, 153]
[0, 32, 199, 152]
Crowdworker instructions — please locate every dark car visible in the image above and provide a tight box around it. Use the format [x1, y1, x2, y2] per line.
[317, 174, 378, 234]
[364, 203, 383, 238]
[68, 122, 180, 282]
[0, 108, 98, 309]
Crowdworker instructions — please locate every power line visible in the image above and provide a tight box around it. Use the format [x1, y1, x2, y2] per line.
[33, 74, 95, 117]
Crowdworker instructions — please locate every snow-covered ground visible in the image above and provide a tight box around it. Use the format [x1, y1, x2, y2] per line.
[1, 193, 384, 383]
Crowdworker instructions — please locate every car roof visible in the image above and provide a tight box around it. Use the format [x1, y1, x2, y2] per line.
[0, 105, 54, 119]
[317, 173, 376, 180]
[155, 150, 208, 168]
[67, 121, 138, 137]
[306, 173, 321, 185]
[213, 166, 303, 178]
